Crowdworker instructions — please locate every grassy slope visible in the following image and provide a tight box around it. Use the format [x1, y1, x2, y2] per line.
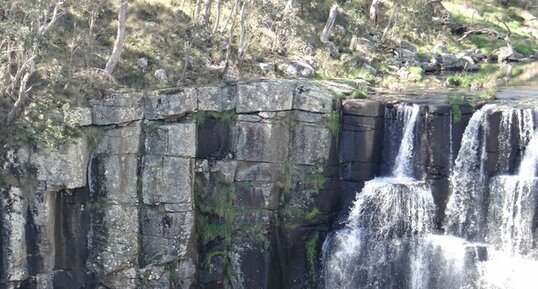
[26, 0, 538, 100]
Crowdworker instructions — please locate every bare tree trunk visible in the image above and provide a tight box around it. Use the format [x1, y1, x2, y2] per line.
[179, 41, 192, 84]
[87, 1, 103, 66]
[194, 0, 202, 22]
[237, 0, 248, 62]
[222, 0, 240, 75]
[104, 0, 128, 75]
[380, 4, 399, 43]
[212, 0, 222, 33]
[204, 0, 213, 24]
[370, 0, 382, 27]
[221, 0, 238, 33]
[7, 58, 35, 124]
[320, 4, 339, 43]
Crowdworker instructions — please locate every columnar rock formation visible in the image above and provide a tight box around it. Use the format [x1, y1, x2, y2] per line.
[0, 79, 521, 289]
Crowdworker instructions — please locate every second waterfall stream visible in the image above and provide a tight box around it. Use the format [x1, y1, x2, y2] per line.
[323, 104, 435, 289]
[323, 103, 538, 289]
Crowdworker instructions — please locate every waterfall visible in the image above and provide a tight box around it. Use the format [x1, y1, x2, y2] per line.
[392, 105, 421, 179]
[324, 104, 435, 289]
[518, 129, 538, 177]
[487, 109, 538, 256]
[414, 106, 538, 289]
[481, 139, 538, 289]
[325, 103, 538, 289]
[444, 104, 495, 240]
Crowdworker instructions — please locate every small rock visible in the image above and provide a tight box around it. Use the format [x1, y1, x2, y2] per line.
[196, 159, 210, 172]
[277, 61, 315, 78]
[154, 69, 168, 85]
[325, 41, 340, 58]
[433, 43, 449, 54]
[259, 62, 275, 73]
[399, 40, 417, 52]
[460, 55, 475, 65]
[394, 48, 418, 65]
[350, 36, 375, 55]
[303, 43, 316, 56]
[137, 57, 149, 72]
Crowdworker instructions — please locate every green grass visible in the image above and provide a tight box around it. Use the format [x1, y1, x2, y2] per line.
[305, 173, 328, 190]
[345, 68, 377, 84]
[280, 206, 320, 222]
[445, 94, 468, 123]
[445, 65, 503, 89]
[513, 40, 535, 57]
[322, 111, 341, 135]
[408, 66, 424, 76]
[416, 47, 430, 61]
[351, 87, 368, 99]
[305, 235, 318, 281]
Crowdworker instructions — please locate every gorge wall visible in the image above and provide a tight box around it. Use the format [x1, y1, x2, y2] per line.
[0, 79, 507, 289]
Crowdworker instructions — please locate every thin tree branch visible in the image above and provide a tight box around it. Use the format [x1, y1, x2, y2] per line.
[380, 4, 399, 43]
[7, 60, 35, 124]
[39, 0, 65, 35]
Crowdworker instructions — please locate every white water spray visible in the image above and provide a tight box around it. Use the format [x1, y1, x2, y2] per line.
[324, 104, 434, 289]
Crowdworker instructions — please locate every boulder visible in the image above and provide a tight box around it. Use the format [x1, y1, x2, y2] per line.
[237, 80, 296, 113]
[0, 187, 28, 283]
[277, 61, 315, 78]
[144, 88, 198, 119]
[197, 84, 237, 111]
[140, 209, 195, 265]
[293, 82, 334, 113]
[32, 137, 89, 189]
[343, 100, 385, 117]
[92, 93, 144, 125]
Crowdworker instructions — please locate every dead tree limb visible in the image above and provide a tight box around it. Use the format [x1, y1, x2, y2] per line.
[104, 0, 128, 75]
[456, 27, 505, 41]
[7, 59, 35, 124]
[39, 0, 66, 35]
[369, 0, 382, 27]
[320, 4, 339, 43]
[221, 0, 240, 76]
[237, 0, 248, 62]
[380, 4, 399, 43]
[204, 0, 213, 24]
[212, 0, 222, 33]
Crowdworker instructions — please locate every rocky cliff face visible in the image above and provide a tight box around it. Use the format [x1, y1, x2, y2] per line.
[0, 80, 483, 289]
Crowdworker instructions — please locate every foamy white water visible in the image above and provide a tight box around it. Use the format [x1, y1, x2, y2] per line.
[324, 104, 434, 289]
[444, 105, 495, 240]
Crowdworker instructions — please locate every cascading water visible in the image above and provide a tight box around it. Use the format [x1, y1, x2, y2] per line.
[325, 102, 538, 289]
[323, 104, 435, 289]
[444, 104, 494, 240]
[414, 106, 538, 289]
[488, 108, 537, 255]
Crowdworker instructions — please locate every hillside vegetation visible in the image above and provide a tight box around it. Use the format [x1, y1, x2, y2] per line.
[1, 0, 537, 148]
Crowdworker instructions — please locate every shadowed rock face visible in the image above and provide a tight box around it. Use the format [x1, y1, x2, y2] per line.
[1, 79, 518, 289]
